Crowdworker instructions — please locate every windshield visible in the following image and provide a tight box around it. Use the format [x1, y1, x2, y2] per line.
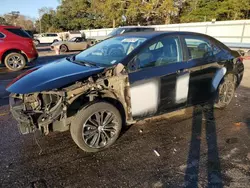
[75, 36, 148, 67]
[108, 28, 127, 37]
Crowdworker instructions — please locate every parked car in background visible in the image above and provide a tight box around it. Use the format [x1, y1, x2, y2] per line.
[7, 31, 244, 152]
[94, 26, 156, 42]
[108, 26, 155, 37]
[34, 33, 62, 45]
[50, 37, 94, 52]
[0, 25, 38, 71]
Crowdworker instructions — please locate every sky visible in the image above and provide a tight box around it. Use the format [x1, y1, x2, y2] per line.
[0, 0, 60, 19]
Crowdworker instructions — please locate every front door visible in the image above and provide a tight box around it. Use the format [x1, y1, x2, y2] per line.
[127, 36, 189, 118]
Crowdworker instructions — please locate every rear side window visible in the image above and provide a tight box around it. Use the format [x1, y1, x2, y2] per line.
[184, 37, 213, 59]
[6, 28, 31, 38]
[48, 34, 58, 37]
[0, 32, 5, 38]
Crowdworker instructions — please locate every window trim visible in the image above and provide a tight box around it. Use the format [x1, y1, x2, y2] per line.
[0, 32, 6, 39]
[127, 35, 183, 72]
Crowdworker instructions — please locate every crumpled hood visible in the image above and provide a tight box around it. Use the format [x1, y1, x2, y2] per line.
[6, 58, 105, 94]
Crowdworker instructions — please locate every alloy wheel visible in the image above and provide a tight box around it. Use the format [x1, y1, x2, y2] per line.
[6, 55, 24, 70]
[82, 110, 119, 149]
[218, 81, 235, 105]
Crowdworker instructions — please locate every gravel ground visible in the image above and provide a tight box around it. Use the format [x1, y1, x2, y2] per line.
[0, 50, 249, 188]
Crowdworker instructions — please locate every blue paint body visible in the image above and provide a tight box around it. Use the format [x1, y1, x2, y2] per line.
[6, 58, 104, 94]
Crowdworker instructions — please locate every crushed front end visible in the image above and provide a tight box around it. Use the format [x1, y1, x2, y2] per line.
[9, 91, 66, 135]
[8, 64, 133, 136]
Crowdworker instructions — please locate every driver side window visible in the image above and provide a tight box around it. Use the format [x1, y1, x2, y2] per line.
[129, 36, 182, 71]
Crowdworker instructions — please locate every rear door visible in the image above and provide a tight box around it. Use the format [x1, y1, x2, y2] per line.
[128, 35, 190, 118]
[181, 35, 221, 105]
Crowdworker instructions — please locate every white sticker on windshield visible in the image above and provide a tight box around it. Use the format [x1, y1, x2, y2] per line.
[122, 38, 140, 43]
[110, 60, 117, 64]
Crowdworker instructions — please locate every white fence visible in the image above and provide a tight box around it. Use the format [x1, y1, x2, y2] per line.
[81, 20, 250, 46]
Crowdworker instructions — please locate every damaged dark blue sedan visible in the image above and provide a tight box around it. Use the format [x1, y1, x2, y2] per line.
[7, 31, 244, 152]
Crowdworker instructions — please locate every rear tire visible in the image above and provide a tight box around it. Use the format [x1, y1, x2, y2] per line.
[70, 102, 122, 152]
[214, 74, 236, 109]
[60, 44, 68, 53]
[4, 52, 26, 71]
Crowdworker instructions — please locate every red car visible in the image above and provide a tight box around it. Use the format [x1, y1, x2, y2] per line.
[0, 25, 38, 71]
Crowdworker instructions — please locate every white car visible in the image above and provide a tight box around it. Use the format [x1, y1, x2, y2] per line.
[34, 33, 62, 45]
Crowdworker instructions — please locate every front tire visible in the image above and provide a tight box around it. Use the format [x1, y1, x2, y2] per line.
[60, 44, 68, 53]
[4, 52, 26, 71]
[70, 102, 122, 152]
[214, 74, 236, 109]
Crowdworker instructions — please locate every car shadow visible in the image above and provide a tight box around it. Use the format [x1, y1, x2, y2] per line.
[184, 103, 223, 188]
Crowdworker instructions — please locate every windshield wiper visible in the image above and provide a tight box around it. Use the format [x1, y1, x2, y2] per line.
[66, 55, 97, 67]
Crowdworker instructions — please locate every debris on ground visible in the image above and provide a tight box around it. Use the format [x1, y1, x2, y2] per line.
[139, 129, 143, 133]
[173, 148, 177, 154]
[153, 150, 160, 157]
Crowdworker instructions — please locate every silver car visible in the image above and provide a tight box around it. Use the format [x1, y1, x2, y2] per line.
[50, 37, 94, 52]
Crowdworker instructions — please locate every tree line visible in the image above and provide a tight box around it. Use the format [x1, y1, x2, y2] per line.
[1, 0, 250, 33]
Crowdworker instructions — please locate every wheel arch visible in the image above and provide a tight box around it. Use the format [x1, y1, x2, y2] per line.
[67, 93, 127, 127]
[1, 49, 28, 64]
[212, 69, 237, 92]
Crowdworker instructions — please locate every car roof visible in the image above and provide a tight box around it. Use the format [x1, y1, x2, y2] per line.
[119, 31, 214, 39]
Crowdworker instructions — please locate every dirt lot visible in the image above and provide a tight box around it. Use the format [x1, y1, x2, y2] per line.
[0, 49, 250, 187]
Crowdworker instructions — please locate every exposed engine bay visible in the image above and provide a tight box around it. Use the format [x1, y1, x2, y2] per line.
[9, 64, 132, 135]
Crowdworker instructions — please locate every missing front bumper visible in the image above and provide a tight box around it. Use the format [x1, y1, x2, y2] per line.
[9, 96, 35, 134]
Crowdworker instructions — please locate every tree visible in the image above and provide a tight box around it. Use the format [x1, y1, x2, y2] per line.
[141, 0, 178, 24]
[0, 17, 7, 25]
[56, 0, 92, 30]
[216, 0, 250, 20]
[180, 0, 219, 23]
[179, 0, 250, 23]
[2, 14, 35, 30]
